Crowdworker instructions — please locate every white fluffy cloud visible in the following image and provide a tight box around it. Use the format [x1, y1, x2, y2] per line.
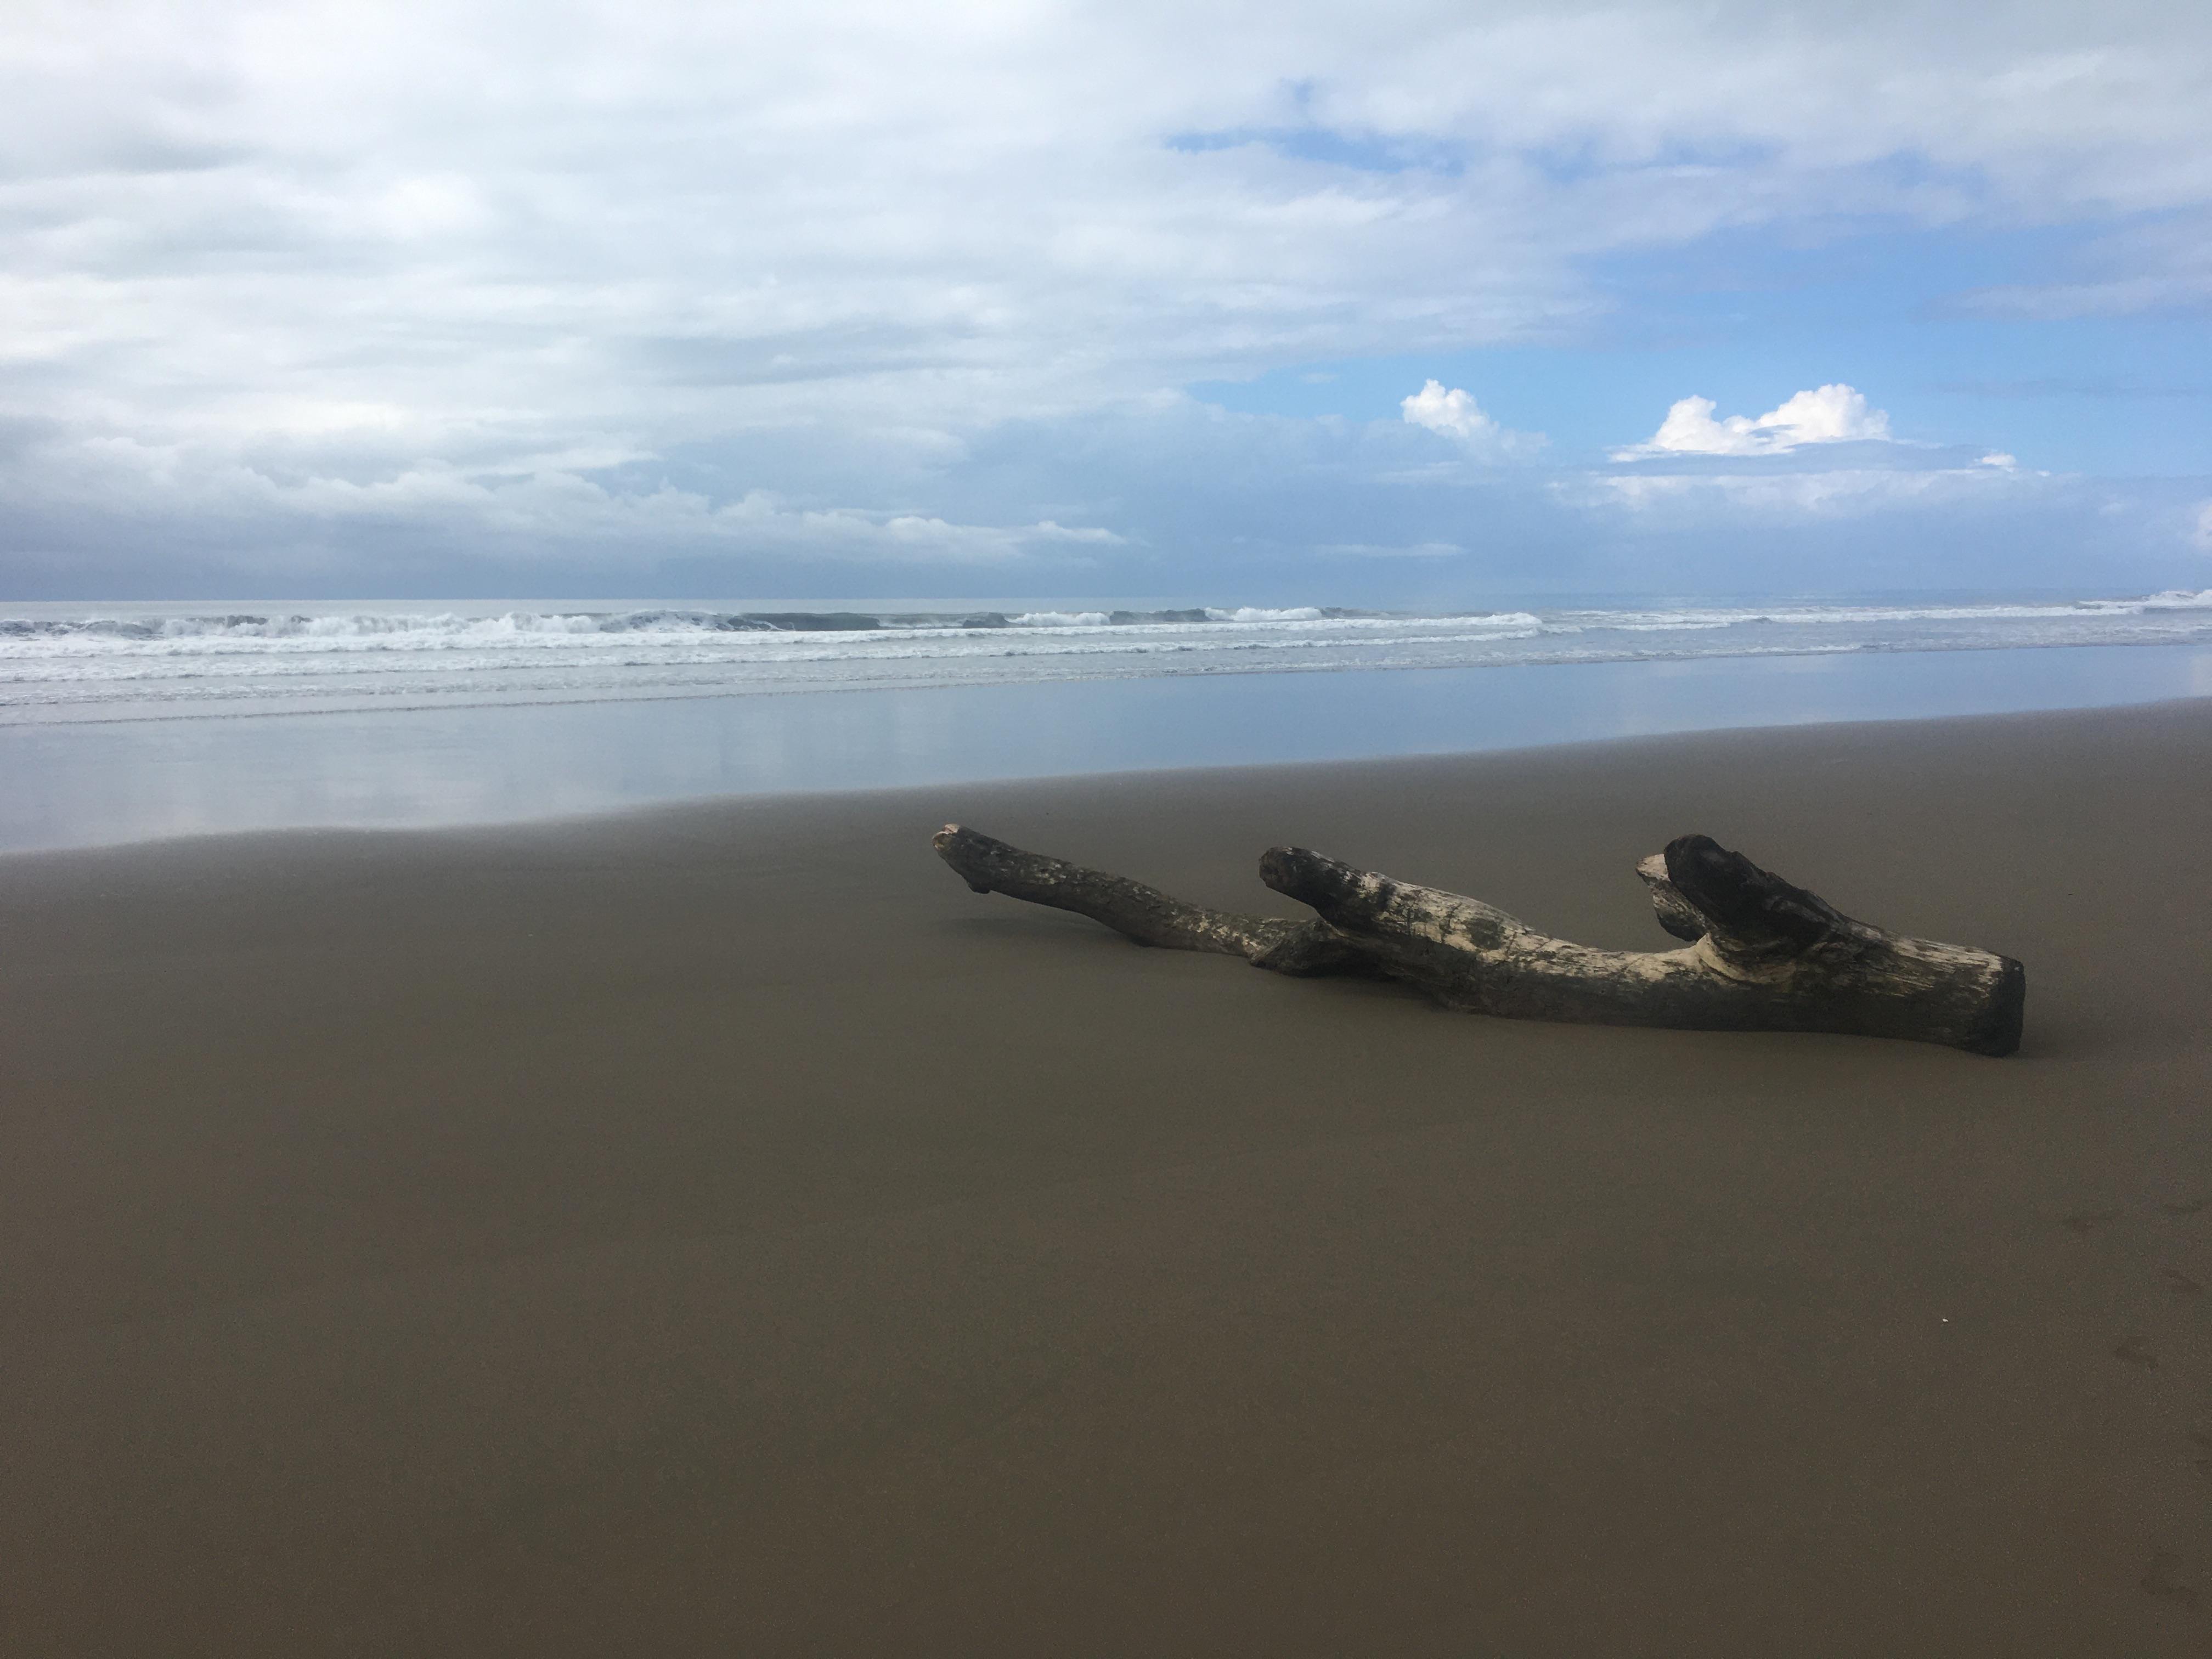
[1400, 380, 1541, 458]
[1612, 385, 1893, 459]
[1403, 381, 1500, 441]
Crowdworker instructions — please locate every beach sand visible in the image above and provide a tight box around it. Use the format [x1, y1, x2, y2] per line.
[4, 699, 2209, 1655]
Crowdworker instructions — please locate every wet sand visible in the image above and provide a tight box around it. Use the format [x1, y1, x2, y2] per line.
[4, 699, 2210, 1655]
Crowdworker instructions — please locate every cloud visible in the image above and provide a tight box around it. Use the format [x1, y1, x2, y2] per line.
[1945, 209, 2212, 320]
[1612, 385, 1893, 459]
[1402, 381, 1500, 441]
[1, 2, 2210, 594]
[0, 425, 1123, 573]
[3, 391, 2201, 602]
[1400, 380, 1542, 459]
[2196, 501, 2212, 551]
[1575, 462, 2028, 518]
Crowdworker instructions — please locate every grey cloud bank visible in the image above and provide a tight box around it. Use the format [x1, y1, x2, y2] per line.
[3, 0, 2209, 599]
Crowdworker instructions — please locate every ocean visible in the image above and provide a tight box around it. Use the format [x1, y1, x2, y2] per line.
[4, 590, 2210, 851]
[6, 591, 2211, 723]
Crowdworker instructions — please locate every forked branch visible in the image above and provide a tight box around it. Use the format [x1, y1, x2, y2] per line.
[934, 825, 2024, 1055]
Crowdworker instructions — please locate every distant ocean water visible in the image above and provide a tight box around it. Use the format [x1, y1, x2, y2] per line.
[5, 590, 2211, 724]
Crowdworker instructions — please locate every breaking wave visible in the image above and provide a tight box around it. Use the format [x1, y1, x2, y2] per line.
[3, 590, 2208, 720]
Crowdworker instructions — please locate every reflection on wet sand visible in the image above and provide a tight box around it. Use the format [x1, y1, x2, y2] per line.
[3, 642, 2208, 854]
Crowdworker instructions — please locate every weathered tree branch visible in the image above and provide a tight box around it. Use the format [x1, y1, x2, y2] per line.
[935, 825, 2024, 1055]
[932, 825, 1373, 975]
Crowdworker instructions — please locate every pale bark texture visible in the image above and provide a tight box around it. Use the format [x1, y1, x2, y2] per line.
[934, 825, 2025, 1056]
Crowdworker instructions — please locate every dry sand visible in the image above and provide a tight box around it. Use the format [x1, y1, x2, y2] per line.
[4, 699, 2210, 1655]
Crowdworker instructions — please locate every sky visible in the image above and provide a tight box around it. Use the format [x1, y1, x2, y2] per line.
[3, 0, 2210, 603]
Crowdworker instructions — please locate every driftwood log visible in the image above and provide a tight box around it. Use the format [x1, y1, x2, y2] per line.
[934, 826, 2024, 1056]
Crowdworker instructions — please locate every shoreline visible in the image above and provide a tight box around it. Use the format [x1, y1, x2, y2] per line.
[5, 699, 2211, 1653]
[5, 641, 2210, 856]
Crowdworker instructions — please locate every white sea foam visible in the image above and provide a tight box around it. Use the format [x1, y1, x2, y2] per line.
[2, 591, 2208, 720]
